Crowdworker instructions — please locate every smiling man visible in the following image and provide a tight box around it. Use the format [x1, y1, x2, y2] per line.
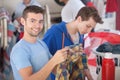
[10, 5, 69, 80]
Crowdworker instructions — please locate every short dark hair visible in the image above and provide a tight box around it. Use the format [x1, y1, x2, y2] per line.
[22, 5, 45, 19]
[76, 6, 103, 24]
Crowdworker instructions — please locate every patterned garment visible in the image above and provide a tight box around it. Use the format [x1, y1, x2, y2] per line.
[55, 44, 88, 80]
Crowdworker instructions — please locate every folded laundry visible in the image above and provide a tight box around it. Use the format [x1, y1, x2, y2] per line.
[96, 42, 120, 54]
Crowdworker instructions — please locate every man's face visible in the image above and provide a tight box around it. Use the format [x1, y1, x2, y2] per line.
[78, 17, 96, 34]
[59, 0, 64, 2]
[22, 12, 44, 37]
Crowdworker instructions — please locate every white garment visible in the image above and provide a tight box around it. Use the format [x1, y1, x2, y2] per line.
[61, 0, 85, 22]
[14, 0, 41, 19]
[92, 0, 105, 17]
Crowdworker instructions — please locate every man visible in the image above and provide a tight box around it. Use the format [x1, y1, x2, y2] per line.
[43, 6, 103, 80]
[10, 5, 69, 80]
[12, 0, 42, 40]
[59, 0, 68, 4]
[13, 0, 41, 21]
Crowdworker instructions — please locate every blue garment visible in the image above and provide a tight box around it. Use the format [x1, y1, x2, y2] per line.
[10, 39, 52, 80]
[14, 0, 41, 19]
[43, 21, 84, 80]
[43, 21, 84, 56]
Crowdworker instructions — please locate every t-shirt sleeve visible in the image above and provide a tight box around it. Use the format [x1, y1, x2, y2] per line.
[10, 47, 31, 70]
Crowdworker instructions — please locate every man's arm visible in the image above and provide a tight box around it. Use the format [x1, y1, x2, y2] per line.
[84, 69, 93, 80]
[19, 48, 68, 80]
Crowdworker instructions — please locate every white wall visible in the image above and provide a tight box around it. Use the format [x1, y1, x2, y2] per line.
[1, 0, 63, 18]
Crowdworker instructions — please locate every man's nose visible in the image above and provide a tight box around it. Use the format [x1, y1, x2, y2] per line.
[35, 22, 43, 27]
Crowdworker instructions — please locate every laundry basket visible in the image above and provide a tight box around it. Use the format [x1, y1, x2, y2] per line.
[92, 48, 120, 80]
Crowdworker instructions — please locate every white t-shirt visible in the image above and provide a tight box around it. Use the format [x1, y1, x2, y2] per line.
[61, 0, 85, 22]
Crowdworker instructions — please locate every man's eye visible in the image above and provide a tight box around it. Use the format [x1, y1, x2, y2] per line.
[86, 25, 91, 28]
[31, 20, 35, 23]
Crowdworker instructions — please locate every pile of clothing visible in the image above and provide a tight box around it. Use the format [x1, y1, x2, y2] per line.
[96, 42, 120, 54]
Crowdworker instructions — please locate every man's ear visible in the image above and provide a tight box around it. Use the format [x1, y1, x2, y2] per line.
[76, 16, 82, 22]
[77, 16, 82, 22]
[20, 17, 25, 25]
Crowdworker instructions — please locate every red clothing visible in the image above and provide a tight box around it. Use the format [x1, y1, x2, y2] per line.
[106, 0, 118, 12]
[116, 0, 120, 30]
[87, 2, 94, 7]
[19, 32, 24, 39]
